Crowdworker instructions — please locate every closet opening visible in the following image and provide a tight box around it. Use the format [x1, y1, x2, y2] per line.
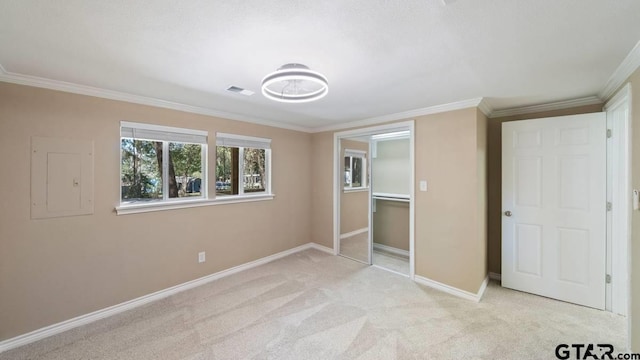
[333, 121, 415, 278]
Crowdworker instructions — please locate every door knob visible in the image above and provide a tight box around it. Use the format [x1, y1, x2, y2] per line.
[504, 211, 512, 217]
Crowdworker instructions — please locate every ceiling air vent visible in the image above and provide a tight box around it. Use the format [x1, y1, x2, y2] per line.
[226, 86, 254, 96]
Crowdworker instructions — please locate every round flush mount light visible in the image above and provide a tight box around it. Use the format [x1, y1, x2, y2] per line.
[261, 63, 328, 103]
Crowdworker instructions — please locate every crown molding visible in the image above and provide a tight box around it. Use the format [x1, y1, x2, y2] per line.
[0, 66, 311, 133]
[1, 63, 488, 132]
[604, 83, 631, 111]
[477, 98, 493, 117]
[599, 40, 640, 101]
[310, 97, 484, 133]
[4, 35, 639, 133]
[489, 96, 603, 119]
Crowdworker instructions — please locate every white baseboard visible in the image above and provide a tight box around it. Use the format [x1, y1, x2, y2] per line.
[308, 243, 334, 254]
[488, 272, 502, 281]
[477, 276, 489, 300]
[371, 264, 410, 278]
[339, 227, 368, 239]
[0, 242, 329, 354]
[373, 243, 410, 258]
[414, 275, 489, 303]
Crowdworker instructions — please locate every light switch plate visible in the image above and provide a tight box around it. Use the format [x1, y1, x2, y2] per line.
[419, 180, 428, 192]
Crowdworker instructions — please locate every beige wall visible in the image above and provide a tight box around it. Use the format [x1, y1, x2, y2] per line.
[486, 103, 604, 274]
[372, 138, 411, 252]
[4, 73, 634, 345]
[340, 191, 369, 234]
[0, 82, 312, 340]
[414, 107, 487, 293]
[373, 200, 409, 251]
[340, 139, 369, 234]
[310, 132, 333, 248]
[310, 108, 487, 293]
[372, 138, 410, 195]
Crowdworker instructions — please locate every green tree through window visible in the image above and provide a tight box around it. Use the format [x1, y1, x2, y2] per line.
[120, 122, 207, 203]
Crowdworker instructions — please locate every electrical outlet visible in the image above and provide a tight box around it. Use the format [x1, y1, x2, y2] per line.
[198, 251, 206, 263]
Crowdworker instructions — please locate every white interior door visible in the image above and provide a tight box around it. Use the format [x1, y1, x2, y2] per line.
[502, 113, 606, 309]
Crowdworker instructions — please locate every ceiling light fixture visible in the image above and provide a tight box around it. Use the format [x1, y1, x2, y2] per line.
[261, 63, 328, 103]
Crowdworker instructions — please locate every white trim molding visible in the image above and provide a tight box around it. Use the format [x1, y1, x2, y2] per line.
[489, 96, 603, 119]
[314, 98, 483, 133]
[343, 187, 369, 193]
[603, 83, 633, 349]
[477, 98, 494, 117]
[0, 65, 309, 133]
[372, 193, 411, 203]
[414, 275, 489, 303]
[0, 65, 485, 134]
[339, 227, 368, 239]
[373, 243, 410, 258]
[604, 83, 631, 111]
[600, 39, 640, 101]
[3, 36, 640, 134]
[115, 194, 275, 215]
[488, 272, 502, 281]
[308, 243, 335, 254]
[0, 242, 330, 353]
[372, 264, 410, 278]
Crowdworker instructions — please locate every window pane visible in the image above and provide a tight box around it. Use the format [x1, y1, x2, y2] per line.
[244, 148, 266, 193]
[344, 157, 351, 187]
[352, 157, 362, 187]
[169, 142, 203, 198]
[121, 139, 163, 201]
[216, 146, 234, 196]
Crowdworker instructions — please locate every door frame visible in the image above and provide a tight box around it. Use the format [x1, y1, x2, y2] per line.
[604, 83, 632, 347]
[333, 120, 416, 279]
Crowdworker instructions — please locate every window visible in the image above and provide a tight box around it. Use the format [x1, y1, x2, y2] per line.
[216, 133, 271, 197]
[120, 122, 207, 204]
[344, 149, 367, 190]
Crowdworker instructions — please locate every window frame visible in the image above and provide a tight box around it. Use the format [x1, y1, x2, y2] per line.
[344, 149, 367, 191]
[115, 126, 276, 215]
[215, 132, 272, 198]
[119, 121, 208, 206]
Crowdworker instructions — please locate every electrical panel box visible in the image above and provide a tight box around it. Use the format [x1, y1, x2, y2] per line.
[31, 137, 94, 219]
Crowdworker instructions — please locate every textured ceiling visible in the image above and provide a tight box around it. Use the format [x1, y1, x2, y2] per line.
[1, 0, 639, 130]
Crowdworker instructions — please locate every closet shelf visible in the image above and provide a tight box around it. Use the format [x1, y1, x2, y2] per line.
[372, 193, 410, 203]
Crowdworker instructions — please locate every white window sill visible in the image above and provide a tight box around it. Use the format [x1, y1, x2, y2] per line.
[115, 194, 275, 215]
[343, 187, 369, 193]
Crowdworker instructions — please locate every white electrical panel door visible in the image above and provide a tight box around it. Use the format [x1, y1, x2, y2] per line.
[31, 137, 94, 219]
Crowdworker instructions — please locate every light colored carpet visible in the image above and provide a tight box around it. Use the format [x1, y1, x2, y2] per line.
[341, 232, 410, 275]
[373, 250, 409, 276]
[1, 249, 626, 360]
[339, 232, 369, 263]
